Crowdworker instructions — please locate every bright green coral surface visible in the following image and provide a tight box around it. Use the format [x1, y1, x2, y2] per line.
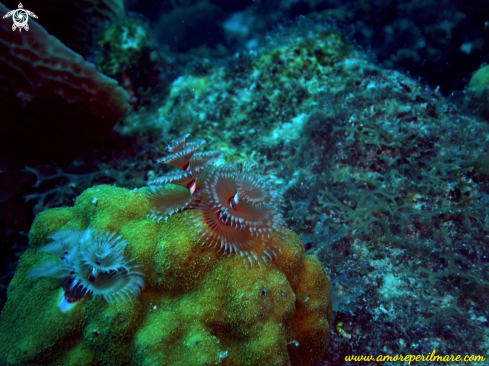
[0, 185, 332, 366]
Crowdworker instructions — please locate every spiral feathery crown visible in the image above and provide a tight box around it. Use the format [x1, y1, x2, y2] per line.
[27, 228, 144, 310]
[142, 134, 223, 221]
[143, 134, 285, 268]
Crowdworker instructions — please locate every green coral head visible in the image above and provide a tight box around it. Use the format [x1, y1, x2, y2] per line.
[27, 228, 145, 311]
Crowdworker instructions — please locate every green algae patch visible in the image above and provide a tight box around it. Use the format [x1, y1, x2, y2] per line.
[0, 184, 331, 366]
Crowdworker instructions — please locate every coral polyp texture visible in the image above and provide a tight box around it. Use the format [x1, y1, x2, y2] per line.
[0, 182, 332, 365]
[0, 2, 131, 168]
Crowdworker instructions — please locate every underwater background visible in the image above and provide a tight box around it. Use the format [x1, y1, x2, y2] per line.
[1, 0, 489, 365]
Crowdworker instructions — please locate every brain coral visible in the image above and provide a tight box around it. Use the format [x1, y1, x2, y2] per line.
[0, 184, 332, 366]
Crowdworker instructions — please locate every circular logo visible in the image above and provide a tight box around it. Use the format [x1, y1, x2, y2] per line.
[13, 8, 28, 27]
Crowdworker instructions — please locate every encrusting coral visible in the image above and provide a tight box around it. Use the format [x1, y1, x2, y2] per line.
[0, 138, 332, 365]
